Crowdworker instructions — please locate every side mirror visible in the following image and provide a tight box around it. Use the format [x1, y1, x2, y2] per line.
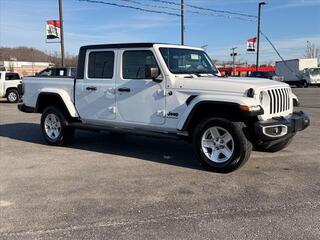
[145, 65, 161, 82]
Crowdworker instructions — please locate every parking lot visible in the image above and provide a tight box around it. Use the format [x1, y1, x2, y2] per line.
[0, 88, 319, 239]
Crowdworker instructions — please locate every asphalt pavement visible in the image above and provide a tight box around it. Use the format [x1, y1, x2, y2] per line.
[0, 88, 319, 239]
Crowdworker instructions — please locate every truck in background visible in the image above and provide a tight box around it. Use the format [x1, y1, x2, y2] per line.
[276, 58, 320, 87]
[0, 71, 22, 103]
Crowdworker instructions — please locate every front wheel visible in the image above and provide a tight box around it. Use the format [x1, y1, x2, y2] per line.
[6, 89, 19, 103]
[193, 117, 252, 173]
[41, 106, 74, 146]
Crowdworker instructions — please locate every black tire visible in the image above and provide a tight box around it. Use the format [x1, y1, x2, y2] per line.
[254, 137, 293, 153]
[302, 80, 308, 88]
[6, 89, 19, 103]
[193, 117, 252, 173]
[297, 80, 308, 88]
[40, 105, 74, 146]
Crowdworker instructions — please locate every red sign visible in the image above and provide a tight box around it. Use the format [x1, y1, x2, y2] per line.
[247, 37, 257, 52]
[46, 20, 61, 40]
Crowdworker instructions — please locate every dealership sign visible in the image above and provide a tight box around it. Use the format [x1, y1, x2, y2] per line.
[46, 20, 61, 40]
[247, 37, 257, 52]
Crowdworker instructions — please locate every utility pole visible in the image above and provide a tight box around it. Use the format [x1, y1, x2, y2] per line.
[256, 1, 266, 72]
[58, 0, 65, 67]
[230, 47, 237, 76]
[181, 0, 184, 45]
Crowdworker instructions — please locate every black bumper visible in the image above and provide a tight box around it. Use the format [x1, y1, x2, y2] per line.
[18, 103, 35, 113]
[254, 111, 310, 144]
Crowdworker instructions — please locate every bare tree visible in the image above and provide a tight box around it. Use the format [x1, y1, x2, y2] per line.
[304, 41, 320, 61]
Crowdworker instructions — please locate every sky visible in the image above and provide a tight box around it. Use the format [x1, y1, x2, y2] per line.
[0, 0, 319, 64]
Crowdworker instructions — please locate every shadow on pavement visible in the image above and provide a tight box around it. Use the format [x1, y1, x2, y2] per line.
[0, 123, 203, 171]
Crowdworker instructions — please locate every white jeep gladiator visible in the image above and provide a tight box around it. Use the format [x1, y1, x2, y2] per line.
[18, 43, 310, 172]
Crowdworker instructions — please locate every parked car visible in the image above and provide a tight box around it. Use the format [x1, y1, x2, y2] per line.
[18, 43, 310, 172]
[248, 71, 284, 81]
[0, 71, 22, 103]
[36, 67, 77, 78]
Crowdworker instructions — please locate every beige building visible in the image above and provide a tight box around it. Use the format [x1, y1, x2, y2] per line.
[0, 61, 52, 76]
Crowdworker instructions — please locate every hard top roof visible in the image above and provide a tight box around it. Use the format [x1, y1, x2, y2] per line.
[79, 43, 203, 51]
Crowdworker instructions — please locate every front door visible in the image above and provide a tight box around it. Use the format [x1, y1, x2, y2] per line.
[75, 49, 117, 123]
[116, 49, 166, 125]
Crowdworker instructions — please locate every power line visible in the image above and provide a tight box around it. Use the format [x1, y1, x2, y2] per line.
[78, 0, 181, 16]
[79, 0, 256, 22]
[260, 31, 298, 76]
[117, 0, 181, 12]
[146, 0, 257, 19]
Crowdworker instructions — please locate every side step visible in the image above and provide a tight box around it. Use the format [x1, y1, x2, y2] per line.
[68, 122, 188, 140]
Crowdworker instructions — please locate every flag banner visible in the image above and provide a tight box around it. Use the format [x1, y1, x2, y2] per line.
[247, 37, 257, 52]
[46, 20, 61, 40]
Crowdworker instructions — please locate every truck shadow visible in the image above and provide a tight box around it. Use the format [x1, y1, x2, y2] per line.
[0, 123, 203, 171]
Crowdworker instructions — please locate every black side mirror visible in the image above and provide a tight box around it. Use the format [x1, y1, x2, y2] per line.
[145, 65, 161, 82]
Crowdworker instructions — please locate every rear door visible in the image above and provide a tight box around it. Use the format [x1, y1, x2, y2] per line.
[75, 49, 117, 123]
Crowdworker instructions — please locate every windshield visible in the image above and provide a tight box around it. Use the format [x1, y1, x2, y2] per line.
[308, 68, 320, 76]
[159, 48, 219, 75]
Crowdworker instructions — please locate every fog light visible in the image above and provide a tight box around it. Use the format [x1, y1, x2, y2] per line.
[262, 125, 288, 137]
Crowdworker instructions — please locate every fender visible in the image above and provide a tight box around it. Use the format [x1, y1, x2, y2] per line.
[177, 94, 260, 130]
[37, 88, 79, 117]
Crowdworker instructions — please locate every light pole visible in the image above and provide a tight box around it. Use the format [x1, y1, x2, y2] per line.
[181, 0, 184, 45]
[230, 47, 237, 76]
[58, 0, 65, 67]
[256, 1, 266, 72]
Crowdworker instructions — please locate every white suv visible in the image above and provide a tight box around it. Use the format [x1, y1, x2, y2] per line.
[0, 71, 21, 103]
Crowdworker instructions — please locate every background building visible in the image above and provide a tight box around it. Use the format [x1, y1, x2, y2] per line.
[0, 61, 52, 76]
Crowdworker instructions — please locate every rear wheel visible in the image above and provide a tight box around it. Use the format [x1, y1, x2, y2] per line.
[41, 106, 74, 146]
[6, 89, 19, 103]
[193, 117, 252, 172]
[297, 80, 308, 88]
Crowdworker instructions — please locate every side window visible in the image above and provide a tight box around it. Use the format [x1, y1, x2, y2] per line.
[71, 68, 77, 77]
[38, 69, 53, 77]
[88, 51, 114, 79]
[123, 50, 158, 79]
[5, 73, 20, 80]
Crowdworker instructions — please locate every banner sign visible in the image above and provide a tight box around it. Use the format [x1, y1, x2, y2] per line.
[46, 20, 61, 40]
[247, 37, 257, 52]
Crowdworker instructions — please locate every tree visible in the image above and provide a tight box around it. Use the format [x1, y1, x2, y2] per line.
[304, 41, 320, 61]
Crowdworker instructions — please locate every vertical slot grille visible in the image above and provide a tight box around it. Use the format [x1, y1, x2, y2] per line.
[266, 88, 291, 115]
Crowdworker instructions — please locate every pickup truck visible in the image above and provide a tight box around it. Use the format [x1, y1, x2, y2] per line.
[18, 43, 310, 172]
[0, 71, 22, 103]
[36, 67, 77, 78]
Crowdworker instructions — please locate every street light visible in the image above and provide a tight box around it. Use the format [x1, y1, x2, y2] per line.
[256, 1, 266, 72]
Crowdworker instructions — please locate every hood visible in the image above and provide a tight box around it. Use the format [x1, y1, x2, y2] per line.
[176, 76, 289, 94]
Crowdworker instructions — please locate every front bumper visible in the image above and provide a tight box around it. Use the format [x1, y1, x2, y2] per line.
[18, 103, 35, 113]
[254, 111, 310, 144]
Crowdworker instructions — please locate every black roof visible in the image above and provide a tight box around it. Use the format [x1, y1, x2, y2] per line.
[80, 42, 159, 51]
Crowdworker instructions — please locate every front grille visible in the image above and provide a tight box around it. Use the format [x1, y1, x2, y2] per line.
[267, 88, 291, 114]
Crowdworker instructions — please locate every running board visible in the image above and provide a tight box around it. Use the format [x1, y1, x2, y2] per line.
[68, 122, 188, 140]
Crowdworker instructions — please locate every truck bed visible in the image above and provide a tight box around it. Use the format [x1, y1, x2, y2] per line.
[23, 77, 75, 108]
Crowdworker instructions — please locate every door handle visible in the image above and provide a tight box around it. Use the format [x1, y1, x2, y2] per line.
[86, 86, 97, 91]
[118, 87, 131, 92]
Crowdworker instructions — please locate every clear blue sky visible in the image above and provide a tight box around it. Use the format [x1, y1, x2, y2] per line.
[0, 0, 319, 64]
